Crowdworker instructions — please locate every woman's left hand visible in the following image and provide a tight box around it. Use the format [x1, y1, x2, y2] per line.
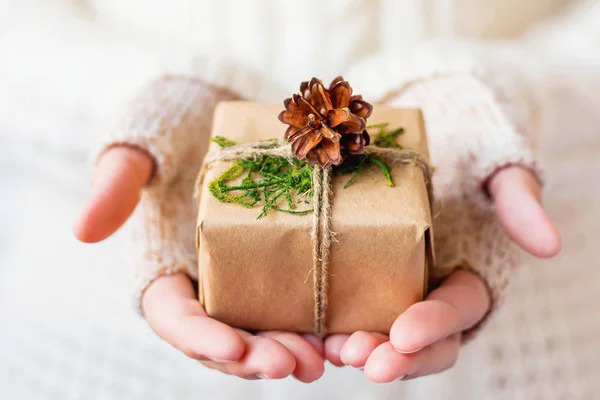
[323, 166, 561, 383]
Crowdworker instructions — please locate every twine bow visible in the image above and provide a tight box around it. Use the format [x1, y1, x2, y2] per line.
[197, 141, 433, 336]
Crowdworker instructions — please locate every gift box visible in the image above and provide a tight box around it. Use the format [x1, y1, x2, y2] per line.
[196, 100, 434, 335]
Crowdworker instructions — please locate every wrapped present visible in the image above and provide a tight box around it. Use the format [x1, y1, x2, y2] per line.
[196, 78, 434, 335]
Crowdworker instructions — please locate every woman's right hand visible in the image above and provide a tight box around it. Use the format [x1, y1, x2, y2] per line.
[73, 146, 326, 383]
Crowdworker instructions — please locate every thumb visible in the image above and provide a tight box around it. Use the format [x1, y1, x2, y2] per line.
[488, 166, 561, 258]
[73, 146, 154, 243]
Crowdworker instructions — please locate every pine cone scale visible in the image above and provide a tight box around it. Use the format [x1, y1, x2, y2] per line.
[309, 80, 333, 114]
[321, 138, 341, 165]
[329, 81, 352, 109]
[319, 124, 339, 141]
[284, 126, 298, 141]
[341, 134, 365, 155]
[349, 97, 373, 119]
[326, 108, 351, 128]
[292, 130, 323, 158]
[279, 110, 309, 128]
[294, 94, 321, 117]
[287, 125, 312, 142]
[338, 113, 366, 134]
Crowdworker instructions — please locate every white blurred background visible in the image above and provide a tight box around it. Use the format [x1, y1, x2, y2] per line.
[1, 1, 599, 399]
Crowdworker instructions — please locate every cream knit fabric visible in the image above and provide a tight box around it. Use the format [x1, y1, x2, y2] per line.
[99, 73, 538, 339]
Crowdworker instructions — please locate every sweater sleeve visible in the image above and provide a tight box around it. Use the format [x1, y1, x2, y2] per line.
[386, 75, 534, 342]
[96, 75, 240, 311]
[97, 75, 240, 187]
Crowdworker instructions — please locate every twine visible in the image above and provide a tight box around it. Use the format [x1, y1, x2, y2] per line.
[311, 165, 333, 336]
[196, 141, 433, 336]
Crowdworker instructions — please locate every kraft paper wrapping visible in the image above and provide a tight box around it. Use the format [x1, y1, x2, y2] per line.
[196, 101, 434, 334]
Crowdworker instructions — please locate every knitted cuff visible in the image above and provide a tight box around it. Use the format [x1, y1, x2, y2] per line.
[456, 78, 542, 210]
[466, 130, 541, 211]
[93, 74, 241, 188]
[128, 184, 200, 315]
[95, 131, 175, 187]
[131, 248, 199, 316]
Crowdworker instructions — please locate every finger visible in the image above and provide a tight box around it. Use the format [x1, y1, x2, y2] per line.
[323, 334, 349, 367]
[201, 330, 300, 380]
[73, 146, 154, 243]
[198, 360, 260, 380]
[488, 166, 561, 258]
[301, 333, 325, 358]
[142, 273, 246, 362]
[259, 331, 325, 383]
[197, 360, 237, 377]
[390, 269, 489, 353]
[364, 335, 460, 383]
[339, 331, 388, 368]
[226, 335, 297, 380]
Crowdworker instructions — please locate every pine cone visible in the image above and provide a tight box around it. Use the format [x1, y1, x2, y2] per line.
[279, 77, 372, 168]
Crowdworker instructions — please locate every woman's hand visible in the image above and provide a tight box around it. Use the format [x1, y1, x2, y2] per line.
[74, 147, 326, 383]
[323, 166, 561, 383]
[142, 273, 324, 381]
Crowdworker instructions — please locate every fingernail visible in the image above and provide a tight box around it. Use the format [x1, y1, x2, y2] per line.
[396, 375, 407, 381]
[257, 373, 273, 380]
[209, 357, 233, 363]
[394, 347, 423, 354]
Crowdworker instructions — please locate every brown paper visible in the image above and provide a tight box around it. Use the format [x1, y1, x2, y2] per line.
[196, 101, 434, 334]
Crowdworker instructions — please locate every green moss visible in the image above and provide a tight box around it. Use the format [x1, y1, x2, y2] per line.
[369, 123, 404, 149]
[208, 124, 403, 217]
[208, 154, 314, 218]
[211, 136, 237, 148]
[333, 154, 394, 189]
